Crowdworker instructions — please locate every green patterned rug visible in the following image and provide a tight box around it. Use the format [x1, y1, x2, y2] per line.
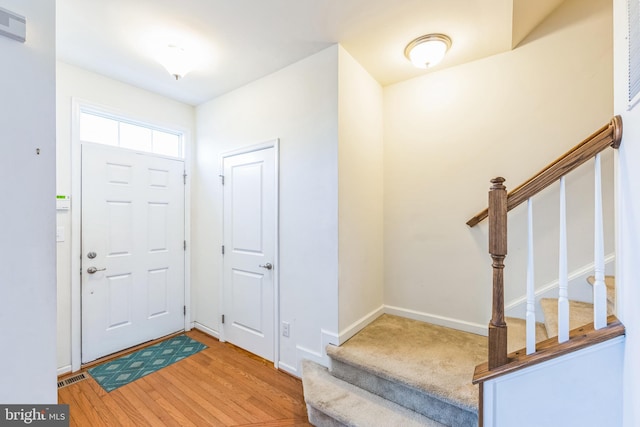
[88, 335, 207, 392]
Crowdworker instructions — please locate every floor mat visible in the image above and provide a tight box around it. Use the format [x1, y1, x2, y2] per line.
[88, 335, 207, 392]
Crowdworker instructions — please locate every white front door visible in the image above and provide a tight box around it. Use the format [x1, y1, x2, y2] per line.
[222, 145, 276, 361]
[81, 143, 185, 363]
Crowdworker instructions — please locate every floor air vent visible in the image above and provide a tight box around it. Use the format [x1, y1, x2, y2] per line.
[57, 372, 88, 389]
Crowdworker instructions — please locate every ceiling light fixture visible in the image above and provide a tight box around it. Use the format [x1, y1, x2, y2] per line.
[404, 34, 452, 69]
[158, 44, 194, 80]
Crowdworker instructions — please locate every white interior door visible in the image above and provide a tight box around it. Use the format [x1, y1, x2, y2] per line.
[81, 143, 185, 363]
[222, 146, 276, 362]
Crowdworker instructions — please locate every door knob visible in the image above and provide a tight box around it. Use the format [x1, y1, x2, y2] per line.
[87, 266, 106, 274]
[259, 263, 273, 270]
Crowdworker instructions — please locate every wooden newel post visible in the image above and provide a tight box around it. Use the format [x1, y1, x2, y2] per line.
[488, 177, 508, 369]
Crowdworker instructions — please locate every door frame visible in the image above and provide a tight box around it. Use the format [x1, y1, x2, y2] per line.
[219, 140, 280, 368]
[69, 98, 193, 372]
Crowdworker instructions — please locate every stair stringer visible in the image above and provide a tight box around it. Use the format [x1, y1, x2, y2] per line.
[480, 336, 624, 427]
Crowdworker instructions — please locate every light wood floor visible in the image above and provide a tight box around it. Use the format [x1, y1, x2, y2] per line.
[58, 330, 312, 426]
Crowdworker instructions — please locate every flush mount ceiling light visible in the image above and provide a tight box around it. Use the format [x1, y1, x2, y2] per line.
[404, 34, 452, 69]
[158, 44, 194, 80]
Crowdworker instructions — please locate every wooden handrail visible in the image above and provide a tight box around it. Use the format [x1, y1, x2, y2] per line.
[466, 116, 623, 227]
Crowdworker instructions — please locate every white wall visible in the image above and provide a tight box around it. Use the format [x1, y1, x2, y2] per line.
[483, 337, 624, 427]
[337, 46, 385, 339]
[613, 0, 640, 425]
[194, 46, 340, 374]
[55, 62, 195, 372]
[0, 0, 57, 403]
[383, 0, 613, 333]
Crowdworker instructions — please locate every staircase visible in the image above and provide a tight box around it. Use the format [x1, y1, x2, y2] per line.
[302, 314, 483, 427]
[301, 118, 624, 426]
[301, 276, 616, 427]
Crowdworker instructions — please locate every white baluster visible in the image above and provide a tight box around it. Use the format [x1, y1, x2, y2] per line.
[558, 177, 569, 343]
[526, 198, 536, 354]
[593, 153, 607, 329]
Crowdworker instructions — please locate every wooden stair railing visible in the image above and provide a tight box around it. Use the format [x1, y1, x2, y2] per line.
[468, 115, 623, 372]
[467, 116, 622, 227]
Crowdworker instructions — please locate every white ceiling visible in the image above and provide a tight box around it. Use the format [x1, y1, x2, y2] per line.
[56, 0, 566, 106]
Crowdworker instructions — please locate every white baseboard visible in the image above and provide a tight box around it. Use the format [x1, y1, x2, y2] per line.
[295, 345, 322, 368]
[322, 329, 339, 349]
[193, 322, 219, 339]
[384, 305, 488, 336]
[338, 305, 385, 344]
[278, 361, 298, 377]
[291, 305, 486, 377]
[295, 328, 339, 374]
[57, 365, 72, 376]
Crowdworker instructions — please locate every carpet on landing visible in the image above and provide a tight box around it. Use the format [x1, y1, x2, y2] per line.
[327, 314, 487, 413]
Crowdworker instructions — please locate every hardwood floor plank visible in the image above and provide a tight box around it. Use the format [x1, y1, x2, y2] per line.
[84, 379, 133, 426]
[77, 379, 124, 426]
[194, 340, 304, 399]
[170, 362, 256, 425]
[58, 330, 312, 426]
[153, 395, 200, 427]
[191, 350, 306, 418]
[155, 366, 238, 425]
[108, 385, 158, 426]
[122, 381, 181, 427]
[177, 356, 278, 418]
[58, 387, 93, 427]
[140, 373, 214, 426]
[68, 383, 108, 427]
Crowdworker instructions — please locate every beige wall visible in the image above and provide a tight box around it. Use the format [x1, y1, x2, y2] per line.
[383, 0, 613, 331]
[337, 47, 385, 337]
[56, 62, 195, 373]
[52, 0, 615, 378]
[195, 46, 340, 375]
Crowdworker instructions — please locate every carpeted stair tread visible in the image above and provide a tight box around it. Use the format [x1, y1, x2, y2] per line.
[586, 275, 615, 313]
[302, 360, 446, 427]
[326, 314, 485, 414]
[540, 298, 595, 338]
[506, 317, 548, 353]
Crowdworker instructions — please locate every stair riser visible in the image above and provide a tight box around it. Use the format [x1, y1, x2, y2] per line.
[307, 405, 348, 427]
[331, 358, 477, 427]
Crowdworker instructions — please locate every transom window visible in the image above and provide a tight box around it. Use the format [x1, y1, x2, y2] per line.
[79, 111, 184, 158]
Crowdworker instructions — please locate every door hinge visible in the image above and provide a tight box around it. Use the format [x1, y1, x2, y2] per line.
[219, 174, 225, 185]
[184, 240, 187, 251]
[183, 171, 187, 185]
[221, 245, 225, 255]
[183, 305, 186, 316]
[221, 314, 225, 324]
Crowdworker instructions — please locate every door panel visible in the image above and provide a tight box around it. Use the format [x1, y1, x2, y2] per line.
[231, 269, 265, 334]
[223, 147, 276, 361]
[82, 143, 185, 363]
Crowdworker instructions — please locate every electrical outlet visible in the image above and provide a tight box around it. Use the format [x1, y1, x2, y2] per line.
[282, 321, 290, 338]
